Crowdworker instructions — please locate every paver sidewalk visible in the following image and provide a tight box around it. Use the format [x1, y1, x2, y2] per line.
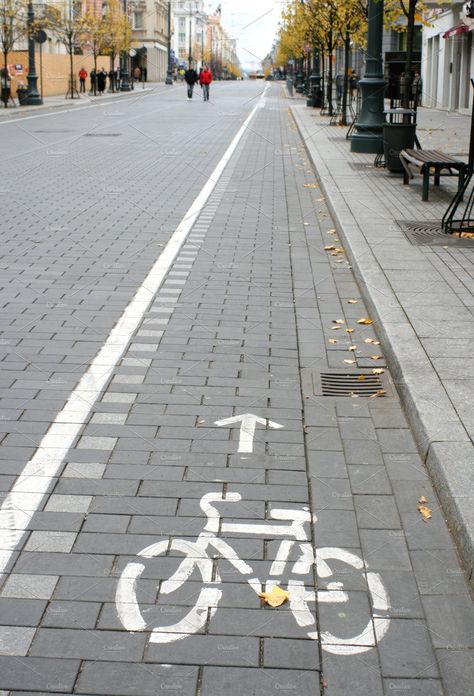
[292, 99, 474, 584]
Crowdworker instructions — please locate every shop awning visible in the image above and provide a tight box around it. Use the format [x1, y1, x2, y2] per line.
[443, 24, 471, 39]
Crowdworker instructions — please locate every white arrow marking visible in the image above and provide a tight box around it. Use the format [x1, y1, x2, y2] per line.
[214, 413, 283, 453]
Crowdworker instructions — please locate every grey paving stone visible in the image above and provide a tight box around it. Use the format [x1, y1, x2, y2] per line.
[353, 479, 402, 522]
[382, 679, 444, 696]
[0, 655, 80, 692]
[320, 651, 383, 696]
[348, 465, 392, 495]
[343, 439, 384, 466]
[383, 453, 428, 481]
[436, 648, 474, 696]
[313, 510, 360, 547]
[401, 512, 455, 550]
[0, 598, 47, 626]
[263, 637, 319, 670]
[41, 600, 101, 629]
[360, 530, 412, 571]
[410, 549, 471, 595]
[13, 552, 114, 577]
[45, 494, 92, 513]
[24, 531, 76, 553]
[200, 666, 320, 696]
[376, 429, 418, 453]
[30, 627, 146, 661]
[421, 595, 474, 648]
[378, 619, 439, 677]
[311, 477, 354, 511]
[146, 634, 259, 666]
[0, 626, 36, 655]
[76, 661, 198, 695]
[1, 574, 58, 599]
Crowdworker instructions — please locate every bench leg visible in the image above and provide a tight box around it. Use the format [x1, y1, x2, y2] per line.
[458, 169, 466, 202]
[434, 168, 441, 186]
[422, 169, 429, 201]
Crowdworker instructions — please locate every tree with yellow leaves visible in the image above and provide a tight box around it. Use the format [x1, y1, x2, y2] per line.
[80, 8, 109, 96]
[0, 0, 31, 107]
[102, 0, 131, 91]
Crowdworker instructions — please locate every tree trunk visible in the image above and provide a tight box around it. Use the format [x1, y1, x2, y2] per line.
[3, 50, 8, 108]
[94, 54, 97, 96]
[320, 51, 325, 110]
[341, 31, 350, 126]
[69, 39, 74, 99]
[327, 34, 333, 116]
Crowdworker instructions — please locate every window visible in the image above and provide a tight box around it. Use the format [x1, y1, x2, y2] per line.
[179, 32, 186, 43]
[133, 11, 144, 29]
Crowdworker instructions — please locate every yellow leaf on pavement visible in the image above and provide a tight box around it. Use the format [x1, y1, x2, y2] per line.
[372, 368, 385, 375]
[346, 328, 354, 333]
[371, 355, 382, 360]
[333, 319, 345, 324]
[324, 245, 336, 251]
[258, 586, 290, 607]
[417, 495, 432, 521]
[347, 299, 358, 304]
[328, 339, 338, 344]
[357, 317, 373, 325]
[348, 345, 357, 351]
[344, 359, 356, 365]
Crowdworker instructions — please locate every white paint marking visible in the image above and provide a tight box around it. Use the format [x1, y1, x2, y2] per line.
[0, 85, 269, 577]
[214, 413, 283, 453]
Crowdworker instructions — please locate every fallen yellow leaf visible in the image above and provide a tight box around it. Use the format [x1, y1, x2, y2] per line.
[372, 368, 385, 375]
[303, 183, 319, 188]
[357, 318, 373, 325]
[344, 359, 356, 365]
[324, 245, 336, 251]
[371, 355, 383, 360]
[347, 299, 358, 304]
[348, 346, 357, 351]
[258, 585, 290, 607]
[346, 328, 355, 333]
[328, 338, 338, 344]
[333, 319, 345, 324]
[334, 248, 345, 253]
[370, 389, 386, 398]
[332, 326, 341, 330]
[357, 375, 366, 381]
[417, 495, 432, 521]
[364, 338, 375, 344]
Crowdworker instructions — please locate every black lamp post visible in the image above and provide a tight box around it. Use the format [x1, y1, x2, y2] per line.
[120, 0, 131, 90]
[166, 0, 173, 83]
[350, 0, 385, 153]
[26, 1, 42, 105]
[306, 46, 321, 108]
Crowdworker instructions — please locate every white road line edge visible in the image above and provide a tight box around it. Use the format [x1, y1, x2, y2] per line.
[0, 83, 270, 577]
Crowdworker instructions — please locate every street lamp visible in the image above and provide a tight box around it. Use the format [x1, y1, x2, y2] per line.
[120, 0, 131, 91]
[350, 0, 385, 153]
[166, 0, 173, 83]
[26, 1, 42, 105]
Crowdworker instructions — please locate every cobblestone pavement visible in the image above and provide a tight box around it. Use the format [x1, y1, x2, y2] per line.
[0, 81, 473, 695]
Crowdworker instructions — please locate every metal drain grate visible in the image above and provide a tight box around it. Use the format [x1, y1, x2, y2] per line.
[397, 220, 474, 247]
[348, 162, 375, 171]
[319, 372, 386, 397]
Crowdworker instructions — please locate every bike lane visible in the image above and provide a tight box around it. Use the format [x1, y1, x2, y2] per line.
[0, 83, 472, 696]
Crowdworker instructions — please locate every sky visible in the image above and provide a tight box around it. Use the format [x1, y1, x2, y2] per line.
[205, 1, 284, 71]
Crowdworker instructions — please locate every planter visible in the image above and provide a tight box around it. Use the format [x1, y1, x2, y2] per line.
[383, 123, 416, 172]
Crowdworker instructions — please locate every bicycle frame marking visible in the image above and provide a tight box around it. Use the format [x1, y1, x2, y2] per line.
[116, 491, 391, 655]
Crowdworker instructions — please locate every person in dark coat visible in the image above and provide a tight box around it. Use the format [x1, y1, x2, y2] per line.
[184, 64, 199, 100]
[89, 69, 96, 95]
[97, 68, 107, 95]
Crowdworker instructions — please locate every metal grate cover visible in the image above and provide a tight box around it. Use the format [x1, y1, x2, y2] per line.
[397, 220, 474, 247]
[348, 162, 376, 171]
[315, 372, 387, 398]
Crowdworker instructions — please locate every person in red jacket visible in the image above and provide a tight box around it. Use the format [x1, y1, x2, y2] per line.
[199, 65, 212, 102]
[78, 67, 87, 93]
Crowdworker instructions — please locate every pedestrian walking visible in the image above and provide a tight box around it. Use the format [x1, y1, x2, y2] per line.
[79, 67, 87, 93]
[199, 64, 212, 102]
[97, 68, 107, 95]
[108, 68, 115, 92]
[184, 64, 199, 100]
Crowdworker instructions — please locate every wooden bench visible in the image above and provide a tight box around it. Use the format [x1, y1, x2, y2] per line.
[399, 148, 467, 201]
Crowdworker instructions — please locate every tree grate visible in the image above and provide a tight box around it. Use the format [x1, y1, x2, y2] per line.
[318, 372, 386, 397]
[396, 220, 474, 247]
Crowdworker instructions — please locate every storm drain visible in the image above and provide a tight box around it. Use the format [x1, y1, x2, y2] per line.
[319, 372, 386, 397]
[348, 162, 375, 171]
[397, 220, 474, 247]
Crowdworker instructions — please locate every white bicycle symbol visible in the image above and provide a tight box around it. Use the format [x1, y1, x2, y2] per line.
[116, 492, 390, 655]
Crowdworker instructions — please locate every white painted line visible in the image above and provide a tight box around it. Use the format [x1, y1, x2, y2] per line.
[0, 84, 269, 577]
[214, 412, 283, 453]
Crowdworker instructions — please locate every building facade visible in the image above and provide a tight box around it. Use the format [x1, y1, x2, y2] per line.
[129, 0, 169, 82]
[171, 0, 207, 68]
[422, 2, 473, 112]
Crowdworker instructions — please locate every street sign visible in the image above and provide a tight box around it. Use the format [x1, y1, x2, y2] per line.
[129, 49, 137, 57]
[34, 30, 47, 44]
